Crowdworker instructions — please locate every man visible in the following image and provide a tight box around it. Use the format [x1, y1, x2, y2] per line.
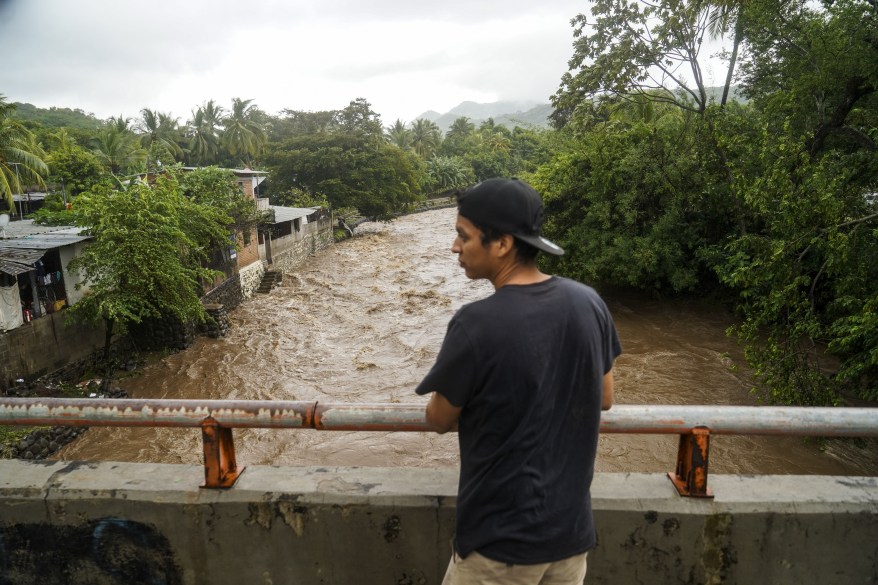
[415, 178, 621, 585]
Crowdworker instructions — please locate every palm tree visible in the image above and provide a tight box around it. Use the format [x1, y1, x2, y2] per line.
[385, 119, 412, 149]
[108, 114, 135, 134]
[446, 117, 475, 142]
[427, 155, 472, 193]
[0, 95, 48, 212]
[410, 118, 442, 159]
[608, 90, 683, 126]
[187, 100, 224, 165]
[44, 128, 78, 153]
[138, 108, 183, 166]
[706, 1, 750, 107]
[92, 128, 145, 176]
[222, 98, 266, 164]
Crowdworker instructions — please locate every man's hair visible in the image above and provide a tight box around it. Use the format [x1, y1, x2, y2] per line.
[472, 220, 540, 263]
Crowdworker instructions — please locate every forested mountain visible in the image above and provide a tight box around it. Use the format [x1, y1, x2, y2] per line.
[11, 102, 104, 131]
[416, 100, 551, 131]
[417, 90, 741, 132]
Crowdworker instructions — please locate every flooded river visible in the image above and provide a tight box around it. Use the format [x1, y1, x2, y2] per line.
[57, 207, 877, 475]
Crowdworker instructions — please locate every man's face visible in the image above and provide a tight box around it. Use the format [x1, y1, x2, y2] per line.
[452, 214, 496, 280]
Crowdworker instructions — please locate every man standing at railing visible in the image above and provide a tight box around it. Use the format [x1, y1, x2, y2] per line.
[416, 178, 621, 585]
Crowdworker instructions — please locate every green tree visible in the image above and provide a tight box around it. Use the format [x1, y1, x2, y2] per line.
[180, 166, 259, 238]
[410, 118, 442, 158]
[440, 117, 476, 157]
[534, 111, 726, 294]
[222, 98, 266, 164]
[0, 95, 49, 213]
[265, 132, 424, 220]
[426, 155, 473, 194]
[710, 0, 878, 404]
[44, 128, 79, 153]
[552, 0, 734, 124]
[186, 100, 224, 165]
[139, 108, 184, 166]
[544, 0, 878, 408]
[67, 172, 231, 363]
[385, 119, 413, 149]
[47, 145, 108, 197]
[92, 124, 144, 176]
[269, 109, 337, 141]
[335, 98, 384, 138]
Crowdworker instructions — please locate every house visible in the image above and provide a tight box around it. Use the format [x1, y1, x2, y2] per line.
[0, 215, 91, 332]
[225, 168, 268, 298]
[259, 205, 333, 273]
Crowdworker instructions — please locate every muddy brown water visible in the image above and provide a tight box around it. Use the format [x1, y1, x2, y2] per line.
[56, 207, 878, 476]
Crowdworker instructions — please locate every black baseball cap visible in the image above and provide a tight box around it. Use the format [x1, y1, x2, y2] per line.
[457, 178, 564, 256]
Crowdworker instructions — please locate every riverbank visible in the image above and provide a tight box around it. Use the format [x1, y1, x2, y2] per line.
[5, 206, 878, 475]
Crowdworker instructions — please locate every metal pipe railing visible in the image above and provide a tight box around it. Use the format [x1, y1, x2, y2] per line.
[3, 398, 877, 495]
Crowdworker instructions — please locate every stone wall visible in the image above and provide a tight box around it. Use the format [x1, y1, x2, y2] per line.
[128, 314, 196, 352]
[1, 463, 876, 585]
[201, 275, 243, 311]
[238, 261, 264, 300]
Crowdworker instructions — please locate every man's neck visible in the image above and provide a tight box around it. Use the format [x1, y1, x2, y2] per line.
[490, 262, 550, 290]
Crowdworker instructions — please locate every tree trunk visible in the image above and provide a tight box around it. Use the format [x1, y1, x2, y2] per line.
[721, 17, 744, 107]
[101, 317, 115, 392]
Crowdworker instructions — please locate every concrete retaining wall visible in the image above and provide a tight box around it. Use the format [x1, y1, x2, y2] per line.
[0, 311, 108, 388]
[1, 462, 875, 585]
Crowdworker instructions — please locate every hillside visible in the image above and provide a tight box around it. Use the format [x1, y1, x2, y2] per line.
[11, 102, 105, 131]
[416, 100, 552, 132]
[416, 87, 745, 133]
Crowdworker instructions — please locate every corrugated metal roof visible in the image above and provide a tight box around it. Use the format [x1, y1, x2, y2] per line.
[0, 248, 46, 275]
[270, 206, 319, 223]
[0, 232, 91, 250]
[0, 221, 90, 249]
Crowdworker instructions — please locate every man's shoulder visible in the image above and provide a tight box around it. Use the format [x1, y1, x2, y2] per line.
[550, 276, 604, 300]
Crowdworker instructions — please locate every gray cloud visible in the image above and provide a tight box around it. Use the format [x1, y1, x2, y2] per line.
[0, 0, 587, 121]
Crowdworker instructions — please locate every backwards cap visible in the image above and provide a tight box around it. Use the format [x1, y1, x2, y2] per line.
[457, 178, 564, 256]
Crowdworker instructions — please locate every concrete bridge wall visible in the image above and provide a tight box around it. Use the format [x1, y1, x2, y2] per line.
[0, 460, 875, 585]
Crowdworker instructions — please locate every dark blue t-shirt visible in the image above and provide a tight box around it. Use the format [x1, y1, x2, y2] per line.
[416, 276, 621, 564]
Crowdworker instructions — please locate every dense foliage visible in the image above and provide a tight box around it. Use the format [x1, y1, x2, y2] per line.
[0, 95, 48, 212]
[66, 169, 240, 358]
[547, 0, 878, 404]
[264, 100, 424, 220]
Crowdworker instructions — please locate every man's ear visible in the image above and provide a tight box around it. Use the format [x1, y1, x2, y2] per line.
[494, 234, 517, 258]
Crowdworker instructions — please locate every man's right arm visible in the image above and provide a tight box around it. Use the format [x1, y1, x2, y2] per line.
[425, 391, 462, 434]
[602, 370, 615, 411]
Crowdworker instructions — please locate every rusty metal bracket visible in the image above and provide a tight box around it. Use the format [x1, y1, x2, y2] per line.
[201, 417, 245, 489]
[667, 426, 714, 498]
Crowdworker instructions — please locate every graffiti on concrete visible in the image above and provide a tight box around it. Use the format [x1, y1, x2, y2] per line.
[0, 518, 182, 585]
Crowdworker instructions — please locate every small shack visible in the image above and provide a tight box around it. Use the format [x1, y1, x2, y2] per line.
[0, 219, 91, 332]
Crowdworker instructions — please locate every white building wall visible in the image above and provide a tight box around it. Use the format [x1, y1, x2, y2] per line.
[60, 242, 90, 305]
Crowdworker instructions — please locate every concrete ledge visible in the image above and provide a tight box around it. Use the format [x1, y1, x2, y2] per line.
[0, 461, 876, 584]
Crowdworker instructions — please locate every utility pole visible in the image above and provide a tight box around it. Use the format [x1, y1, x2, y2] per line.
[9, 162, 22, 219]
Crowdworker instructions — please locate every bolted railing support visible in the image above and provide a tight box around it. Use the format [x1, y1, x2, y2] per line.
[201, 417, 244, 489]
[668, 426, 713, 498]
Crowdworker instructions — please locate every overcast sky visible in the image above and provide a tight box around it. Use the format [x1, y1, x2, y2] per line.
[0, 0, 597, 125]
